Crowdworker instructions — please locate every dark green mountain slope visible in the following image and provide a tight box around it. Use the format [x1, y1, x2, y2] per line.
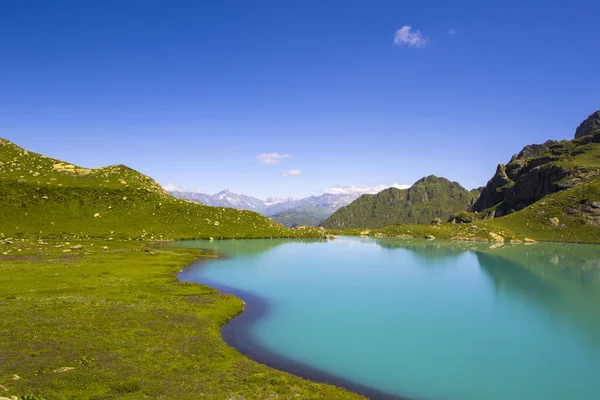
[471, 113, 600, 220]
[321, 176, 477, 229]
[0, 138, 320, 240]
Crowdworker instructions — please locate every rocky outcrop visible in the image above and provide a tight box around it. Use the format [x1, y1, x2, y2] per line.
[574, 110, 600, 138]
[568, 199, 600, 226]
[472, 130, 600, 218]
[511, 140, 559, 161]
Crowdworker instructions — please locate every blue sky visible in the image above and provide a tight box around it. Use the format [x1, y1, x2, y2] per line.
[1, 0, 599, 199]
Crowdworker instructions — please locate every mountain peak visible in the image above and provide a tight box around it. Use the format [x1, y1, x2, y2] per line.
[575, 110, 600, 139]
[414, 175, 449, 185]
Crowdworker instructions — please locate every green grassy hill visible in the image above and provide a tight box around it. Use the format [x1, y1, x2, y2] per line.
[321, 175, 478, 229]
[0, 138, 320, 240]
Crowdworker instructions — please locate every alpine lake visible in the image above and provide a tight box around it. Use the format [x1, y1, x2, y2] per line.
[174, 236, 600, 400]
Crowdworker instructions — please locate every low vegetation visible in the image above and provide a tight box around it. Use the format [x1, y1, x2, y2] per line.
[321, 176, 479, 229]
[0, 138, 321, 241]
[0, 239, 363, 400]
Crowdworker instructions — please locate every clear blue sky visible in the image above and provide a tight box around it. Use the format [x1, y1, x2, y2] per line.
[1, 0, 599, 199]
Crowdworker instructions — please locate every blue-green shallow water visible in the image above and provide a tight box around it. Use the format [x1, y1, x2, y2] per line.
[176, 237, 600, 400]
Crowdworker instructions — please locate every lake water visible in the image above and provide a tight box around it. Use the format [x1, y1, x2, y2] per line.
[176, 237, 600, 400]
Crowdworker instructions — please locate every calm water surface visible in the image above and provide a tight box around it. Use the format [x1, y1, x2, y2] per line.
[176, 237, 600, 400]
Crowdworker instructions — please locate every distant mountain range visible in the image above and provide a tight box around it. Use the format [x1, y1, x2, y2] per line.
[166, 188, 360, 227]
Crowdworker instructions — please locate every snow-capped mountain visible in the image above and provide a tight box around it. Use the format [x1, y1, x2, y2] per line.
[166, 188, 267, 212]
[166, 187, 360, 226]
[262, 193, 359, 216]
[210, 189, 267, 211]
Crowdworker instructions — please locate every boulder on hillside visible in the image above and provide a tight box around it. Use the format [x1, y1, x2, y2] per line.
[575, 110, 600, 138]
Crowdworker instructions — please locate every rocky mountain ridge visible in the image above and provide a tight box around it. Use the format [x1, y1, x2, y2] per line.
[470, 111, 600, 220]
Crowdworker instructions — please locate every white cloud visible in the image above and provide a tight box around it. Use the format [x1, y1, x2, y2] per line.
[257, 152, 290, 165]
[281, 169, 302, 176]
[447, 28, 458, 35]
[394, 26, 428, 47]
[162, 183, 205, 193]
[325, 183, 411, 195]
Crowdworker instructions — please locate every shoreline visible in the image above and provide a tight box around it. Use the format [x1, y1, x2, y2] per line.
[184, 264, 411, 400]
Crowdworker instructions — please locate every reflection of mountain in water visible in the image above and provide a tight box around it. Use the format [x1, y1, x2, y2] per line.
[476, 244, 600, 348]
[171, 238, 325, 258]
[374, 237, 488, 261]
[374, 237, 600, 350]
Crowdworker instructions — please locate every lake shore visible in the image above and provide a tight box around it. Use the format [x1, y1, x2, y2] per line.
[193, 273, 410, 400]
[0, 239, 365, 399]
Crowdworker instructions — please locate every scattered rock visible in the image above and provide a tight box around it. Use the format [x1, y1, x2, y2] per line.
[549, 217, 560, 227]
[489, 232, 505, 242]
[450, 236, 487, 242]
[569, 199, 600, 226]
[431, 218, 442, 225]
[71, 245, 84, 250]
[394, 234, 414, 239]
[11, 374, 20, 381]
[53, 366, 75, 373]
[93, 213, 100, 218]
[101, 246, 109, 250]
[359, 230, 371, 236]
[62, 249, 72, 253]
[374, 233, 386, 237]
[425, 234, 436, 240]
[524, 237, 539, 244]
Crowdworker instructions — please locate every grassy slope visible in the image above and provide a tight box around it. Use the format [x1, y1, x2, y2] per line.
[0, 138, 359, 399]
[0, 240, 362, 399]
[330, 175, 600, 244]
[0, 138, 320, 240]
[321, 176, 476, 229]
[327, 134, 600, 244]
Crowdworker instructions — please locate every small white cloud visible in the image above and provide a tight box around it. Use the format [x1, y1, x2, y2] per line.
[325, 183, 410, 195]
[394, 26, 428, 47]
[281, 169, 302, 176]
[447, 29, 458, 35]
[162, 183, 205, 193]
[257, 152, 290, 165]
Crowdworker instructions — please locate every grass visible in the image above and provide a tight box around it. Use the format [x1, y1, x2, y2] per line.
[328, 133, 600, 244]
[321, 176, 480, 229]
[0, 138, 321, 241]
[0, 239, 364, 400]
[329, 176, 600, 245]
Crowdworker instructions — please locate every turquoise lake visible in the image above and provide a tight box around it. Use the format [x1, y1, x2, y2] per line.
[176, 237, 600, 400]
